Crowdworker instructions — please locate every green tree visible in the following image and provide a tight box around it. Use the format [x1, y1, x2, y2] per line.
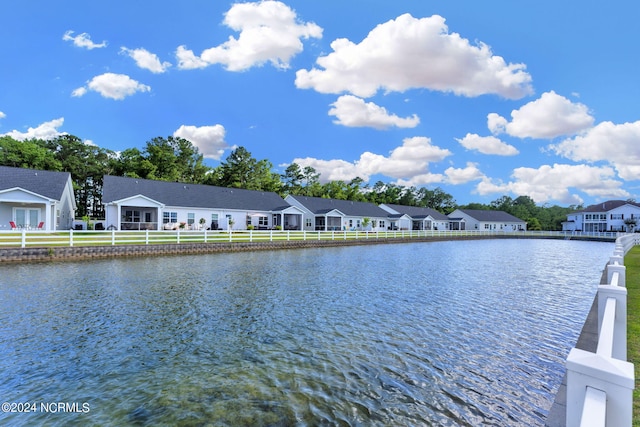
[210, 146, 282, 192]
[282, 163, 304, 195]
[45, 135, 114, 218]
[0, 136, 61, 170]
[527, 217, 542, 230]
[419, 187, 457, 213]
[365, 182, 402, 205]
[143, 136, 209, 183]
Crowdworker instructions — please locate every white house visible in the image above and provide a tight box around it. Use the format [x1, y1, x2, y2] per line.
[562, 200, 640, 232]
[285, 195, 392, 231]
[380, 204, 450, 231]
[447, 209, 527, 232]
[0, 166, 76, 231]
[102, 175, 303, 231]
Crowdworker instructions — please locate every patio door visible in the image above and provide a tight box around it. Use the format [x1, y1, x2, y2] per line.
[15, 208, 39, 228]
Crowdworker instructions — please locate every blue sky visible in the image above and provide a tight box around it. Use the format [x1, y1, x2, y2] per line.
[1, 1, 639, 207]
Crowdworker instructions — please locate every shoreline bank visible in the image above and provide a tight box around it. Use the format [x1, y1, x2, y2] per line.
[0, 234, 615, 264]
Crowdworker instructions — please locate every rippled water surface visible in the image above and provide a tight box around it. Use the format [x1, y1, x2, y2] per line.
[0, 239, 611, 426]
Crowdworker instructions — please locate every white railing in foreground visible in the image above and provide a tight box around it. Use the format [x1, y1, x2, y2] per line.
[0, 229, 622, 249]
[565, 233, 639, 427]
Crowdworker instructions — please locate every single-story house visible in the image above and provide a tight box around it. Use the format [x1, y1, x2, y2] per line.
[447, 209, 527, 232]
[380, 204, 450, 231]
[562, 200, 640, 232]
[102, 175, 304, 231]
[0, 166, 76, 231]
[285, 195, 392, 231]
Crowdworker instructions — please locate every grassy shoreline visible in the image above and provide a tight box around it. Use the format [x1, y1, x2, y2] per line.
[626, 246, 640, 425]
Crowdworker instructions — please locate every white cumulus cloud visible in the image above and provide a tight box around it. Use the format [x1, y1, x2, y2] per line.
[329, 95, 420, 129]
[72, 73, 151, 100]
[1, 117, 66, 141]
[0, 111, 6, 119]
[173, 124, 229, 160]
[444, 162, 485, 185]
[456, 133, 519, 156]
[293, 136, 451, 183]
[62, 30, 107, 49]
[488, 91, 594, 139]
[120, 47, 171, 73]
[476, 163, 628, 204]
[550, 120, 640, 181]
[295, 14, 532, 99]
[177, 1, 322, 71]
[175, 45, 209, 70]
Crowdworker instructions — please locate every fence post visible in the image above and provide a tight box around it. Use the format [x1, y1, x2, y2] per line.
[111, 229, 115, 246]
[566, 348, 634, 427]
[607, 263, 626, 287]
[69, 229, 73, 247]
[145, 229, 149, 245]
[598, 285, 628, 361]
[21, 229, 27, 248]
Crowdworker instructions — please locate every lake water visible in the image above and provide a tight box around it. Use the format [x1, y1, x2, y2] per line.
[0, 239, 611, 426]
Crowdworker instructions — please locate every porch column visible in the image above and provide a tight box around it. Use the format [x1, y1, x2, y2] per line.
[117, 204, 122, 230]
[45, 202, 54, 231]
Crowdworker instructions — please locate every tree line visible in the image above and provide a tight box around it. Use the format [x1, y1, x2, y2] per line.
[0, 134, 581, 230]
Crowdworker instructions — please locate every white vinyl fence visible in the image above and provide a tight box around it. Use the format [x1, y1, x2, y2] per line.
[565, 233, 639, 427]
[0, 229, 621, 248]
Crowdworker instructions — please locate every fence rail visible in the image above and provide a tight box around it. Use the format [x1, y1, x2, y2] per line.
[565, 233, 639, 427]
[0, 229, 622, 248]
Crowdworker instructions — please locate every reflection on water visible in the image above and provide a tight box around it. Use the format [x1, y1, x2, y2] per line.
[0, 239, 610, 426]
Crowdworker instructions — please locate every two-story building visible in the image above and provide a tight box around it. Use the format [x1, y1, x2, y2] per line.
[562, 200, 640, 232]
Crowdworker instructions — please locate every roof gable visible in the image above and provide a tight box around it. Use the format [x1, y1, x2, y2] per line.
[581, 200, 640, 213]
[456, 209, 525, 223]
[102, 175, 288, 211]
[0, 166, 71, 201]
[382, 203, 449, 221]
[288, 195, 390, 218]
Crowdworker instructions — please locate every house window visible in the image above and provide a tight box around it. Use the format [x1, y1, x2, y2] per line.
[124, 210, 141, 223]
[379, 220, 385, 228]
[14, 208, 39, 228]
[246, 215, 252, 226]
[163, 212, 177, 224]
[611, 214, 623, 220]
[211, 213, 219, 229]
[187, 213, 195, 226]
[349, 219, 353, 228]
[258, 216, 268, 227]
[306, 218, 312, 227]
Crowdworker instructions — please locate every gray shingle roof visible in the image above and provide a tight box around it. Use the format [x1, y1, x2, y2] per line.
[0, 166, 70, 201]
[580, 200, 640, 213]
[384, 203, 449, 220]
[289, 195, 390, 217]
[457, 209, 525, 223]
[102, 175, 288, 211]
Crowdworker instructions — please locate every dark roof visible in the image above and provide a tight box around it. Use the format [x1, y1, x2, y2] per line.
[384, 203, 449, 220]
[0, 166, 71, 200]
[102, 175, 288, 211]
[289, 195, 390, 218]
[580, 200, 640, 213]
[456, 209, 525, 223]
